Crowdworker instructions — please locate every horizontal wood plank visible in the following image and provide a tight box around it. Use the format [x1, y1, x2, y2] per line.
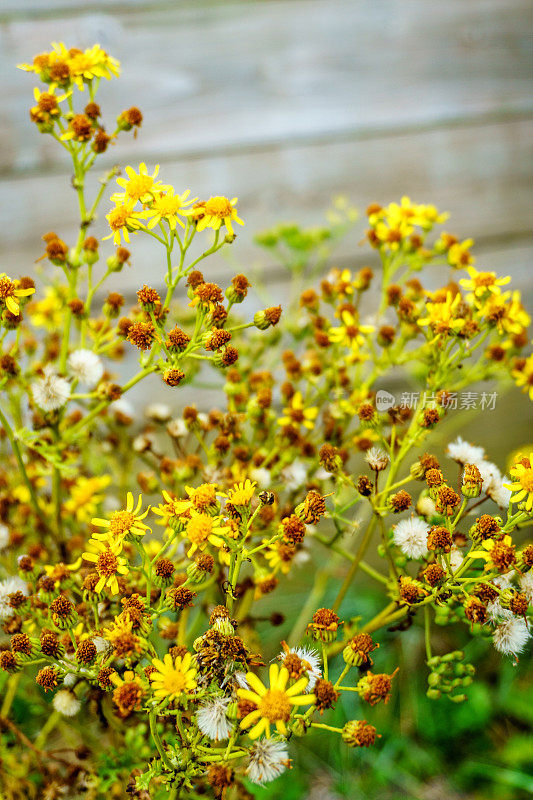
[2, 0, 532, 176]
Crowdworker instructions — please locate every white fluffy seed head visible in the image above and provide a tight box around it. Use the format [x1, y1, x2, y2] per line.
[365, 447, 389, 471]
[196, 697, 233, 741]
[32, 365, 70, 412]
[53, 689, 81, 716]
[393, 517, 429, 559]
[0, 523, 9, 550]
[492, 615, 530, 657]
[67, 349, 104, 388]
[246, 737, 290, 785]
[0, 576, 29, 619]
[446, 437, 485, 465]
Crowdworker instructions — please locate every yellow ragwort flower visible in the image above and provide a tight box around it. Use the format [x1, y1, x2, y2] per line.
[82, 540, 128, 595]
[111, 163, 170, 204]
[193, 196, 244, 236]
[0, 274, 35, 316]
[63, 475, 112, 523]
[149, 652, 197, 702]
[459, 266, 511, 299]
[104, 202, 146, 245]
[278, 391, 318, 431]
[513, 355, 533, 401]
[91, 492, 150, 547]
[227, 479, 256, 507]
[237, 663, 315, 739]
[184, 512, 229, 557]
[418, 292, 465, 336]
[505, 453, 533, 512]
[146, 189, 195, 231]
[329, 310, 374, 349]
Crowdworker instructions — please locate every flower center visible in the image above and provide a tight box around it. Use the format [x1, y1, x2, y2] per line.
[205, 196, 233, 218]
[109, 510, 135, 537]
[187, 514, 213, 544]
[259, 689, 292, 722]
[155, 195, 181, 216]
[191, 484, 216, 509]
[108, 207, 129, 230]
[519, 468, 533, 492]
[126, 175, 153, 200]
[162, 669, 187, 695]
[96, 550, 119, 576]
[473, 272, 495, 287]
[0, 277, 15, 300]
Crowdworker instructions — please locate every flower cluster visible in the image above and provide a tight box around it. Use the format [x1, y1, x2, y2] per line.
[0, 42, 531, 800]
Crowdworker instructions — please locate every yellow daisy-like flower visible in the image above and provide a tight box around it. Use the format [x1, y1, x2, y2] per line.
[278, 391, 318, 431]
[329, 310, 374, 349]
[30, 86, 69, 120]
[227, 480, 256, 508]
[459, 267, 511, 299]
[0, 274, 35, 316]
[448, 238, 475, 268]
[63, 475, 112, 523]
[28, 286, 67, 329]
[66, 43, 120, 89]
[513, 355, 533, 401]
[237, 663, 315, 739]
[149, 652, 197, 702]
[264, 541, 296, 575]
[111, 163, 169, 204]
[480, 290, 531, 335]
[152, 490, 188, 528]
[169, 483, 219, 516]
[505, 453, 533, 512]
[82, 539, 129, 595]
[418, 292, 465, 336]
[146, 189, 195, 231]
[91, 492, 151, 547]
[193, 196, 244, 236]
[184, 512, 229, 557]
[470, 534, 513, 561]
[104, 202, 146, 245]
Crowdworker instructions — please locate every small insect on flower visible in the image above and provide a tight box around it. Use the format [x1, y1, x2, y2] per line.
[149, 652, 197, 702]
[246, 737, 290, 785]
[237, 663, 315, 738]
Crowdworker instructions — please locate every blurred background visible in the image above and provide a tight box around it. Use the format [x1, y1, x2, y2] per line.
[1, 2, 533, 798]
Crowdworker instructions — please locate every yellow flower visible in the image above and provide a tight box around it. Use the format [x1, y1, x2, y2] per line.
[149, 652, 197, 702]
[82, 540, 129, 595]
[152, 490, 187, 528]
[193, 196, 244, 236]
[329, 310, 374, 348]
[459, 267, 511, 299]
[146, 189, 195, 231]
[66, 43, 120, 89]
[471, 534, 514, 562]
[91, 492, 150, 547]
[184, 512, 229, 557]
[278, 391, 318, 431]
[237, 663, 315, 739]
[171, 484, 219, 515]
[480, 290, 530, 335]
[264, 541, 296, 575]
[513, 355, 533, 401]
[63, 475, 112, 523]
[418, 292, 465, 336]
[0, 274, 35, 316]
[104, 202, 146, 245]
[448, 238, 475, 268]
[28, 286, 67, 328]
[505, 453, 533, 511]
[227, 480, 256, 507]
[111, 163, 169, 204]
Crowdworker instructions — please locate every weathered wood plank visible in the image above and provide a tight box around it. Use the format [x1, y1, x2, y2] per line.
[2, 118, 531, 281]
[2, 0, 532, 175]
